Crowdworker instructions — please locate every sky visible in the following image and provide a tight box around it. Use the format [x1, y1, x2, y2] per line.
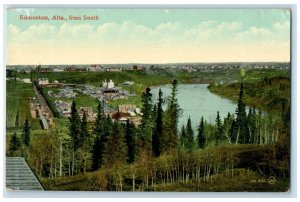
[6, 8, 290, 65]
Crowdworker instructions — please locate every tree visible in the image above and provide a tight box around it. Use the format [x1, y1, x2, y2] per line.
[69, 99, 81, 150]
[223, 113, 234, 144]
[247, 107, 257, 144]
[197, 116, 206, 149]
[125, 119, 136, 163]
[139, 87, 154, 154]
[79, 112, 92, 173]
[179, 125, 187, 148]
[9, 132, 21, 156]
[103, 122, 127, 167]
[23, 119, 31, 147]
[68, 99, 81, 175]
[162, 79, 180, 153]
[215, 111, 223, 146]
[234, 83, 249, 144]
[92, 101, 107, 170]
[185, 116, 194, 150]
[79, 112, 88, 146]
[152, 88, 164, 157]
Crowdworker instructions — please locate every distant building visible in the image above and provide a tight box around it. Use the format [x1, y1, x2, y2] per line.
[38, 78, 49, 85]
[55, 100, 71, 117]
[102, 79, 114, 88]
[78, 107, 93, 117]
[102, 88, 119, 97]
[107, 79, 114, 88]
[22, 78, 31, 83]
[118, 104, 137, 114]
[133, 65, 143, 70]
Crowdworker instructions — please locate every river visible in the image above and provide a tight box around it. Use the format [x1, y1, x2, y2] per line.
[151, 84, 240, 129]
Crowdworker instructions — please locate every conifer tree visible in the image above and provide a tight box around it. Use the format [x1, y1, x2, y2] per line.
[69, 99, 81, 150]
[92, 101, 106, 170]
[162, 79, 180, 153]
[79, 111, 92, 173]
[235, 83, 249, 143]
[197, 116, 206, 149]
[68, 99, 81, 174]
[152, 89, 164, 157]
[79, 112, 88, 147]
[215, 111, 223, 146]
[9, 132, 21, 156]
[185, 116, 194, 150]
[223, 112, 234, 144]
[23, 119, 31, 147]
[139, 87, 154, 153]
[125, 119, 136, 163]
[103, 122, 127, 167]
[179, 125, 187, 148]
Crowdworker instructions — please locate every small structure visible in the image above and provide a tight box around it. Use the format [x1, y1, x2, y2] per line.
[55, 100, 71, 117]
[37, 78, 49, 85]
[118, 104, 137, 114]
[133, 65, 143, 71]
[78, 107, 95, 120]
[102, 88, 119, 97]
[22, 78, 31, 83]
[107, 79, 114, 88]
[102, 79, 115, 89]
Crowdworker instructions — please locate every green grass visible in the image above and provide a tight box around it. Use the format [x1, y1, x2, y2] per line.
[6, 80, 41, 130]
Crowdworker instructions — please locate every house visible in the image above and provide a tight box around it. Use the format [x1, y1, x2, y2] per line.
[22, 78, 31, 83]
[102, 79, 114, 88]
[78, 107, 93, 118]
[38, 78, 49, 85]
[55, 100, 71, 117]
[118, 104, 136, 114]
[133, 65, 143, 70]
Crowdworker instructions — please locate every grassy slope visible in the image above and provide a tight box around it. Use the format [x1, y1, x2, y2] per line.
[208, 76, 290, 113]
[40, 144, 289, 192]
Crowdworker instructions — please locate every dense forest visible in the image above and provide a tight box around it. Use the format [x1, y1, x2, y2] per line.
[7, 77, 290, 191]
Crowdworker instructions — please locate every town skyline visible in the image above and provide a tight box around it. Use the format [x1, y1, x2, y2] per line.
[7, 8, 290, 65]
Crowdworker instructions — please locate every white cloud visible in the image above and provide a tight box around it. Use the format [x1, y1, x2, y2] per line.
[6, 20, 290, 64]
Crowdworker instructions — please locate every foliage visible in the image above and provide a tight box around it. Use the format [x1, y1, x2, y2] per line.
[197, 116, 206, 149]
[152, 88, 164, 157]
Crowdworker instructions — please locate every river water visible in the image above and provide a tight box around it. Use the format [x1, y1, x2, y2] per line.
[151, 84, 239, 129]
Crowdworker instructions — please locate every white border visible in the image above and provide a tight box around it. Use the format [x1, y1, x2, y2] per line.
[1, 0, 298, 201]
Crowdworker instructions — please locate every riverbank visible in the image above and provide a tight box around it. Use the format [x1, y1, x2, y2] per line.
[208, 76, 290, 114]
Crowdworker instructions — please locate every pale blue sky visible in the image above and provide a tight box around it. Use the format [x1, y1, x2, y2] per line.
[7, 8, 290, 65]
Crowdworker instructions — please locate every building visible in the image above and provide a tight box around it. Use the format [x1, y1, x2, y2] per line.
[102, 88, 119, 97]
[78, 107, 94, 119]
[133, 65, 143, 70]
[102, 79, 115, 88]
[55, 100, 71, 117]
[118, 104, 137, 114]
[37, 78, 49, 85]
[22, 78, 31, 83]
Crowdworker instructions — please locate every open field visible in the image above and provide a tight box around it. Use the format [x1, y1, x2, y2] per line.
[6, 80, 41, 130]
